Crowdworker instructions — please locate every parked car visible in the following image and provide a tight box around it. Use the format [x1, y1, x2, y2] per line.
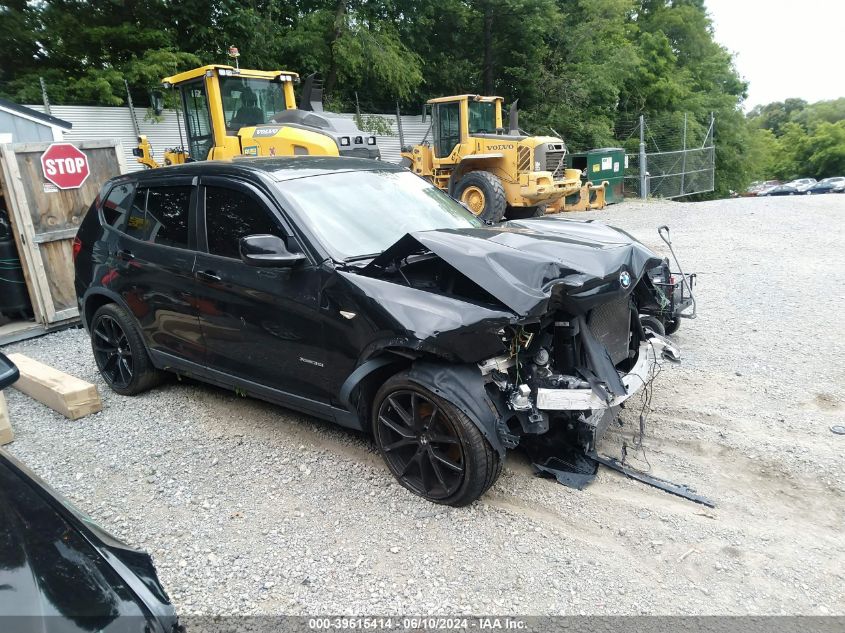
[760, 184, 800, 196]
[786, 178, 817, 192]
[745, 180, 780, 196]
[0, 352, 179, 632]
[74, 157, 681, 506]
[806, 177, 845, 194]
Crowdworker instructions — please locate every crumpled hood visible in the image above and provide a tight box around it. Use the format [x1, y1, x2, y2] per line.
[364, 216, 662, 318]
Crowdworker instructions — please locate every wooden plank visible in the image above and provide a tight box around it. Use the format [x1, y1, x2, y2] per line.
[6, 353, 101, 420]
[115, 140, 129, 175]
[39, 240, 76, 312]
[33, 227, 79, 243]
[0, 144, 52, 323]
[0, 315, 76, 346]
[10, 139, 122, 153]
[0, 392, 12, 445]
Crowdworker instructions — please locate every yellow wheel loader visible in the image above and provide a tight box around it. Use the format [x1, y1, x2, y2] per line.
[400, 95, 606, 222]
[134, 65, 380, 168]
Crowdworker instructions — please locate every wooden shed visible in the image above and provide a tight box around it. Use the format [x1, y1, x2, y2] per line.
[0, 136, 126, 344]
[0, 98, 72, 144]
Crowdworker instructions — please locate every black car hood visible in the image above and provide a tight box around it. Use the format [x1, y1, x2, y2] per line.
[0, 450, 177, 632]
[363, 216, 662, 318]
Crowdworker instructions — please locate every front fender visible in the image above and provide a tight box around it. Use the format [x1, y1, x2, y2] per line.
[406, 361, 508, 458]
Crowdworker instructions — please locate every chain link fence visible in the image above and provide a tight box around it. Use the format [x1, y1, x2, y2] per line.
[617, 114, 715, 199]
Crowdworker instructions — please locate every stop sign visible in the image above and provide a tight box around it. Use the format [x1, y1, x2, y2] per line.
[40, 143, 90, 190]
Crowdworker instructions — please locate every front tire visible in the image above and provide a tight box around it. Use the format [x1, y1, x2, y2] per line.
[454, 171, 507, 223]
[373, 373, 500, 506]
[90, 303, 162, 396]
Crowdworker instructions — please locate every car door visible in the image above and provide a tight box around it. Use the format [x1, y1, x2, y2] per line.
[193, 176, 329, 402]
[111, 178, 204, 363]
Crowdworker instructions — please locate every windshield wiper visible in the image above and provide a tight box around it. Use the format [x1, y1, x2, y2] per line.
[342, 253, 382, 263]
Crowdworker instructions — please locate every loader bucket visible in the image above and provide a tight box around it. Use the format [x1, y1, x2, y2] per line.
[549, 180, 609, 212]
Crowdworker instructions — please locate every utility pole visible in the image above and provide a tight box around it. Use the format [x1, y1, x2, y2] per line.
[354, 92, 362, 129]
[39, 77, 51, 115]
[639, 114, 648, 199]
[124, 80, 140, 137]
[680, 112, 687, 196]
[396, 102, 405, 150]
[709, 112, 715, 191]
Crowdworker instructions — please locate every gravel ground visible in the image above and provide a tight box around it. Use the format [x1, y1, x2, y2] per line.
[3, 194, 844, 616]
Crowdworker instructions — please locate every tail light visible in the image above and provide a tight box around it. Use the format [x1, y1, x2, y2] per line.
[72, 236, 82, 262]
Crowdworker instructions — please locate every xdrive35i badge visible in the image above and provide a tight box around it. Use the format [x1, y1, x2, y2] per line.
[619, 270, 632, 288]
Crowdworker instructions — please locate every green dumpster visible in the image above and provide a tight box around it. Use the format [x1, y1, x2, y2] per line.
[566, 147, 626, 205]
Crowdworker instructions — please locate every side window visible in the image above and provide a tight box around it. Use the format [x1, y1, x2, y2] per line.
[145, 187, 192, 249]
[101, 183, 135, 229]
[204, 186, 284, 259]
[124, 189, 148, 240]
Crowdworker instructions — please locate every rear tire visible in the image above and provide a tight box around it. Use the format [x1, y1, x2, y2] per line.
[373, 372, 500, 506]
[454, 171, 507, 224]
[90, 303, 162, 396]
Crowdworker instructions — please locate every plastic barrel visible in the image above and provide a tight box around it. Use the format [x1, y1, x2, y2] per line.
[0, 206, 33, 319]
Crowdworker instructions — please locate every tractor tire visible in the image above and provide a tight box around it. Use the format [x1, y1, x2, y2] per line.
[505, 205, 546, 220]
[454, 172, 507, 223]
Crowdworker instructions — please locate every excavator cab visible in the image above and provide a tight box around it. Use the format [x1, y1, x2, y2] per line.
[136, 64, 379, 168]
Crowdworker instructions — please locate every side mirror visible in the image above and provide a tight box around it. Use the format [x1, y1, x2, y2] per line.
[0, 352, 20, 391]
[239, 234, 307, 268]
[150, 91, 164, 116]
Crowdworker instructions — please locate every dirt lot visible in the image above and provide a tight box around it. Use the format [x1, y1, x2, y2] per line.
[3, 194, 844, 616]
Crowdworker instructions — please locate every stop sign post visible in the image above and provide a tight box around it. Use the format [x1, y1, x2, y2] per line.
[40, 143, 90, 190]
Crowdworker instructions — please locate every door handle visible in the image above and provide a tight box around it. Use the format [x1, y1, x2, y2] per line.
[196, 270, 222, 282]
[116, 248, 134, 261]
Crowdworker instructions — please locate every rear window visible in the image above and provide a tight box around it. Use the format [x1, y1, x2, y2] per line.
[146, 187, 191, 248]
[101, 183, 135, 229]
[123, 186, 192, 249]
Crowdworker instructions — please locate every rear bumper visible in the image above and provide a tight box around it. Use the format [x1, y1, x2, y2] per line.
[535, 336, 679, 413]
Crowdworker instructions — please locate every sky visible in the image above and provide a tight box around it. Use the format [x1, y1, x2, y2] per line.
[705, 0, 845, 110]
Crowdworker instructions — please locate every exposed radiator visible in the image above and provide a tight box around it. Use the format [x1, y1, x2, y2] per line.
[588, 297, 632, 366]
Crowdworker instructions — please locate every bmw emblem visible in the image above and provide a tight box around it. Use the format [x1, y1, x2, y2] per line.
[619, 270, 632, 289]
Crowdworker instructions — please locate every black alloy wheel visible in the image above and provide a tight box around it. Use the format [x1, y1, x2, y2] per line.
[92, 314, 134, 389]
[90, 303, 162, 396]
[376, 390, 465, 500]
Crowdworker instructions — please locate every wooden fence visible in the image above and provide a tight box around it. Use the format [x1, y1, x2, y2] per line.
[0, 139, 126, 325]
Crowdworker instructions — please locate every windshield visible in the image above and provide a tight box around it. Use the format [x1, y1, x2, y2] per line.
[469, 101, 497, 134]
[220, 77, 288, 132]
[278, 170, 483, 261]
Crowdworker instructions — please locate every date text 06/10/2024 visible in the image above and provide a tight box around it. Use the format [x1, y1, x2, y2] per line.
[307, 617, 527, 630]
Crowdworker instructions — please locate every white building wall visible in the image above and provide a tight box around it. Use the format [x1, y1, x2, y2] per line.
[26, 105, 432, 170]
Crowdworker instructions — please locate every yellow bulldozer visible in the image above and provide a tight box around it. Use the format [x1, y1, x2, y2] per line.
[400, 95, 606, 222]
[134, 61, 380, 168]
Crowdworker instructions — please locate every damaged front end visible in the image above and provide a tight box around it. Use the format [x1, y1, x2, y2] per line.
[347, 216, 694, 499]
[478, 302, 679, 489]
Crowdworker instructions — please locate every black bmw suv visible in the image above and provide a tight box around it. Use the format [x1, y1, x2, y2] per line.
[75, 157, 678, 506]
